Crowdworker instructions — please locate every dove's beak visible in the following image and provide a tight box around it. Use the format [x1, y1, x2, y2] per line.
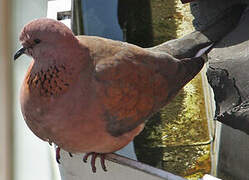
[14, 47, 26, 60]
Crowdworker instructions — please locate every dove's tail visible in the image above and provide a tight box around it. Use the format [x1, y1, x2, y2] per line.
[165, 54, 205, 103]
[172, 43, 214, 97]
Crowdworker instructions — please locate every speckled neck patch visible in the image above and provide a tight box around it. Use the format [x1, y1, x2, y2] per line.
[27, 65, 74, 97]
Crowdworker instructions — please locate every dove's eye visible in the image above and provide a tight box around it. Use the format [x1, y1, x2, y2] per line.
[34, 39, 41, 44]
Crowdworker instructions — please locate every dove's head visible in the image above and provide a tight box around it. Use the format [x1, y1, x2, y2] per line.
[14, 18, 78, 61]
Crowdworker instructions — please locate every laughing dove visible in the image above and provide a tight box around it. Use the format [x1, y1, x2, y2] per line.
[15, 18, 211, 172]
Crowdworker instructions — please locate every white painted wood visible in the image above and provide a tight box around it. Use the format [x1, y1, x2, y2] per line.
[0, 1, 12, 180]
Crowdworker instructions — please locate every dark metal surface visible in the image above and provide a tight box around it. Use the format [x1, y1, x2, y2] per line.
[205, 6, 249, 180]
[181, 0, 197, 3]
[71, 0, 84, 35]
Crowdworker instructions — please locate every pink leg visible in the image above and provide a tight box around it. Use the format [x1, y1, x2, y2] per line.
[83, 152, 107, 173]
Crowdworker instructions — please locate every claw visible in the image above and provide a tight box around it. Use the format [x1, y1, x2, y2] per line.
[83, 152, 107, 173]
[69, 152, 73, 157]
[48, 139, 52, 146]
[83, 152, 93, 163]
[56, 147, 61, 164]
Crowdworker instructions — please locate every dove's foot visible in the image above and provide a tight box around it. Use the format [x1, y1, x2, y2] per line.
[55, 147, 73, 164]
[83, 152, 107, 173]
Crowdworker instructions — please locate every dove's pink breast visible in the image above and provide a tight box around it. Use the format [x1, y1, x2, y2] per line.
[20, 61, 144, 153]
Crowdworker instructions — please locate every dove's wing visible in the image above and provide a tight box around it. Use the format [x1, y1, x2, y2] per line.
[79, 36, 204, 137]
